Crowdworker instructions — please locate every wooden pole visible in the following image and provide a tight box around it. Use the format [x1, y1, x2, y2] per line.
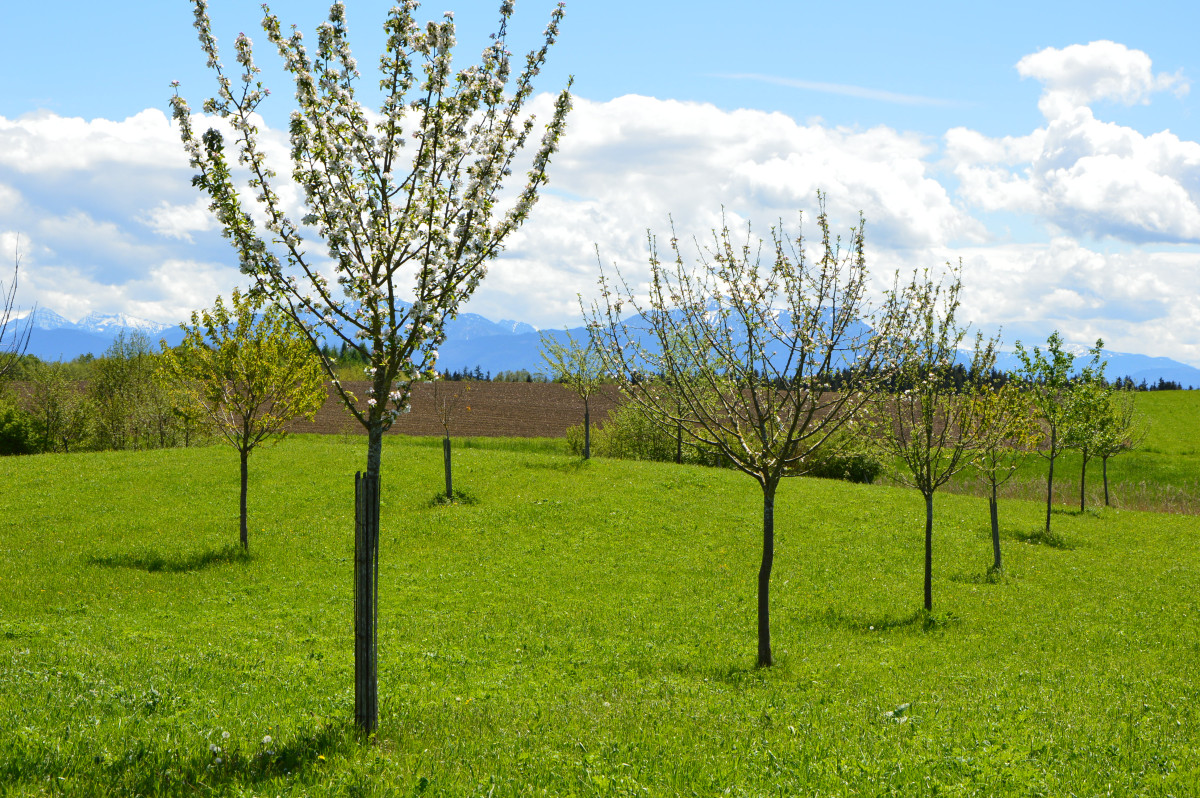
[354, 471, 380, 734]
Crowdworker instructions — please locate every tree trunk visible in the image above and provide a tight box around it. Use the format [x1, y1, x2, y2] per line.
[989, 483, 1001, 572]
[1079, 451, 1087, 512]
[239, 447, 249, 552]
[355, 421, 384, 735]
[757, 479, 777, 667]
[583, 398, 591, 460]
[1103, 457, 1110, 506]
[443, 434, 453, 498]
[924, 492, 934, 612]
[1044, 430, 1056, 533]
[675, 421, 682, 464]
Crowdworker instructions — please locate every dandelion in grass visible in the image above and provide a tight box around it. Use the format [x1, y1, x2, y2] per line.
[263, 735, 272, 746]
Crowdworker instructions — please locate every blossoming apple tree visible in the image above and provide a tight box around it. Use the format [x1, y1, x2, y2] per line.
[171, 0, 571, 733]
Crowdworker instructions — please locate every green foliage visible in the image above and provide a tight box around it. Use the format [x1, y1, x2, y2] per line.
[0, 396, 35, 455]
[494, 369, 547, 383]
[2, 436, 1199, 794]
[88, 331, 182, 451]
[159, 289, 325, 456]
[27, 359, 94, 453]
[571, 403, 883, 483]
[567, 401, 676, 462]
[791, 428, 884, 484]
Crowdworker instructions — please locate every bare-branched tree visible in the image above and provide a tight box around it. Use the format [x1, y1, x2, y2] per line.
[1, 240, 34, 382]
[539, 327, 603, 458]
[972, 383, 1041, 573]
[870, 268, 1015, 610]
[1092, 388, 1147, 506]
[588, 198, 908, 667]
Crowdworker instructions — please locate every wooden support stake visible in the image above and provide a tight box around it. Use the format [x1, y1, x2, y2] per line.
[354, 471, 380, 734]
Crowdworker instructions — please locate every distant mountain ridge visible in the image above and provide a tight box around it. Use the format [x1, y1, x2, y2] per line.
[18, 306, 1200, 388]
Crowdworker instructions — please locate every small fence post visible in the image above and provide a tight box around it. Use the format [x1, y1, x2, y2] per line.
[354, 471, 380, 734]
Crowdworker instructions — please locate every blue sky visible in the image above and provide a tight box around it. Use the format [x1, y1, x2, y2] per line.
[2, 0, 1200, 363]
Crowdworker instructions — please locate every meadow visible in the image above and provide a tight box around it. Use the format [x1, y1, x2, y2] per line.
[1, 394, 1198, 796]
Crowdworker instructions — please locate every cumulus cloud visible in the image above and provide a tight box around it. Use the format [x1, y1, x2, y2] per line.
[948, 41, 1200, 244]
[0, 109, 187, 173]
[139, 197, 218, 242]
[470, 93, 981, 324]
[1017, 41, 1189, 120]
[950, 238, 1200, 365]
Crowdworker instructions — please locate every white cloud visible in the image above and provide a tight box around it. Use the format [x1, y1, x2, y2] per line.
[948, 42, 1200, 244]
[950, 238, 1200, 364]
[468, 93, 981, 325]
[0, 109, 187, 172]
[0, 183, 20, 214]
[140, 197, 218, 242]
[1017, 41, 1189, 120]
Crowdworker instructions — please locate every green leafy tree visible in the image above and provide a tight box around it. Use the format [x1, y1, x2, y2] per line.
[540, 328, 603, 459]
[1014, 331, 1078, 534]
[871, 267, 1006, 611]
[972, 383, 1041, 573]
[90, 331, 173, 451]
[28, 361, 93, 453]
[159, 289, 326, 552]
[589, 200, 908, 667]
[172, 0, 571, 732]
[1092, 389, 1147, 506]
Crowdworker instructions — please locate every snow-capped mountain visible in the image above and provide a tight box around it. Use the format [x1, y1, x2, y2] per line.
[76, 312, 173, 336]
[17, 304, 1200, 389]
[22, 310, 182, 361]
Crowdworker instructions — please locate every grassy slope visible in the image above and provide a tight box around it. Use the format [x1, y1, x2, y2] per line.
[2, 422, 1199, 795]
[939, 390, 1200, 513]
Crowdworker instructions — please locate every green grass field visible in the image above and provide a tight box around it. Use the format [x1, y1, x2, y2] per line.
[937, 391, 1200, 514]
[2, 396, 1199, 796]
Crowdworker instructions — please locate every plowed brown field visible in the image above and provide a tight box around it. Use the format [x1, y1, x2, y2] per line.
[288, 381, 624, 438]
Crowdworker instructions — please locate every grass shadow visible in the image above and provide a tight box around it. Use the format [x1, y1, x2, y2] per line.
[950, 565, 1010, 585]
[524, 457, 591, 473]
[1013, 527, 1074, 549]
[822, 607, 959, 634]
[85, 544, 250, 574]
[88, 720, 358, 795]
[427, 488, 479, 507]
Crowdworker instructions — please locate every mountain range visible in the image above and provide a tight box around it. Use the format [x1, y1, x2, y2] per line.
[16, 307, 1200, 389]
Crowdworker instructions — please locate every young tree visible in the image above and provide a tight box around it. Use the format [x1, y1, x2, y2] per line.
[431, 378, 470, 499]
[90, 331, 164, 451]
[1062, 349, 1108, 512]
[972, 383, 1041, 572]
[173, 0, 571, 732]
[160, 289, 326, 552]
[1013, 332, 1078, 534]
[1093, 389, 1147, 506]
[871, 268, 1005, 612]
[0, 240, 33, 382]
[589, 200, 906, 667]
[28, 361, 93, 453]
[540, 328, 603, 458]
